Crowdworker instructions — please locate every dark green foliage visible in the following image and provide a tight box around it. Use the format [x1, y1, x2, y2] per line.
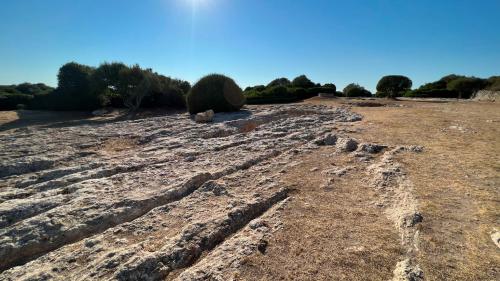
[404, 89, 458, 98]
[245, 86, 297, 104]
[90, 62, 127, 105]
[267, 78, 291, 87]
[0, 93, 34, 110]
[0, 83, 53, 96]
[57, 62, 99, 110]
[335, 91, 344, 97]
[486, 76, 500, 91]
[306, 87, 336, 96]
[292, 75, 315, 88]
[141, 74, 187, 109]
[187, 74, 245, 114]
[245, 85, 266, 92]
[343, 83, 372, 97]
[447, 77, 485, 99]
[322, 83, 337, 91]
[439, 74, 465, 84]
[15, 83, 53, 95]
[376, 75, 412, 98]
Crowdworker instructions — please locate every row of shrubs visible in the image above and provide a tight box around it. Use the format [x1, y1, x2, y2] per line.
[376, 74, 500, 99]
[2, 62, 499, 114]
[0, 62, 190, 111]
[243, 76, 374, 104]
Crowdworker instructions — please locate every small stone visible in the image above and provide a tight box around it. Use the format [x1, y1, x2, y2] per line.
[194, 110, 215, 123]
[336, 138, 358, 152]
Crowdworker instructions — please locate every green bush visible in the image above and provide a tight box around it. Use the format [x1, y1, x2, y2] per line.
[245, 86, 300, 104]
[343, 83, 372, 97]
[0, 93, 34, 110]
[447, 77, 485, 99]
[376, 75, 412, 98]
[404, 89, 458, 98]
[485, 76, 500, 91]
[267, 78, 291, 87]
[57, 62, 99, 110]
[187, 74, 245, 114]
[306, 87, 336, 96]
[292, 75, 315, 88]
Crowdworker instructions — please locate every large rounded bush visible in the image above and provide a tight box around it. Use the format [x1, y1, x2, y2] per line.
[343, 83, 372, 97]
[187, 74, 245, 114]
[376, 75, 412, 98]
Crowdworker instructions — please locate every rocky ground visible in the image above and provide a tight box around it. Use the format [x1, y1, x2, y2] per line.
[0, 100, 498, 281]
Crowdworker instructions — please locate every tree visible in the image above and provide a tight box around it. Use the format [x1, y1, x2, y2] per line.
[90, 62, 128, 105]
[486, 76, 500, 91]
[343, 83, 372, 97]
[118, 65, 154, 114]
[267, 78, 291, 87]
[447, 77, 485, 99]
[376, 75, 412, 99]
[56, 62, 98, 109]
[291, 75, 315, 88]
[57, 62, 94, 94]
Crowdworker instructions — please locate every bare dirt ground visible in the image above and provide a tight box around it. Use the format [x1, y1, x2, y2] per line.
[0, 98, 498, 280]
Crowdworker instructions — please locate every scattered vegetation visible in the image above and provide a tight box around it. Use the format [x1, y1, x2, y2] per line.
[1, 65, 499, 112]
[187, 74, 245, 114]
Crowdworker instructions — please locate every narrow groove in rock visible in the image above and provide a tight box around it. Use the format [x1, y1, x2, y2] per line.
[0, 149, 287, 272]
[114, 189, 290, 281]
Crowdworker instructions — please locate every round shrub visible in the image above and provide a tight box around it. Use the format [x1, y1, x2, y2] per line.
[187, 74, 245, 114]
[376, 75, 412, 98]
[343, 83, 372, 97]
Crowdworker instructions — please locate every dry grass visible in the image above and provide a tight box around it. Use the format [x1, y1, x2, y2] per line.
[239, 152, 404, 280]
[98, 137, 139, 154]
[305, 97, 500, 280]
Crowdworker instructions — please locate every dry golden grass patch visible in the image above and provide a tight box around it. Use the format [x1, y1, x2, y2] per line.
[305, 98, 500, 280]
[239, 151, 404, 280]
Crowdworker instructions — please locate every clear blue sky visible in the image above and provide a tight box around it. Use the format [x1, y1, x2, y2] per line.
[1, 0, 499, 91]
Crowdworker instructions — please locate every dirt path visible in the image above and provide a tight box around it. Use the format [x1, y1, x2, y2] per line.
[239, 98, 499, 280]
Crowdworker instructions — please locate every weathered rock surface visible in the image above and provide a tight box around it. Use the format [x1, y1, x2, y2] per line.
[0, 104, 361, 278]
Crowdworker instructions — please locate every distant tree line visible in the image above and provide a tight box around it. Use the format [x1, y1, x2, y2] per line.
[1, 63, 499, 112]
[0, 62, 190, 111]
[377, 74, 500, 99]
[243, 75, 342, 104]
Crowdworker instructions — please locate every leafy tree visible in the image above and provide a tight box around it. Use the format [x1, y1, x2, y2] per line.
[343, 83, 372, 97]
[376, 75, 412, 98]
[447, 77, 485, 99]
[322, 83, 336, 90]
[118, 65, 154, 113]
[439, 74, 465, 84]
[486, 76, 500, 91]
[57, 62, 97, 109]
[291, 75, 315, 88]
[90, 62, 128, 105]
[267, 78, 291, 87]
